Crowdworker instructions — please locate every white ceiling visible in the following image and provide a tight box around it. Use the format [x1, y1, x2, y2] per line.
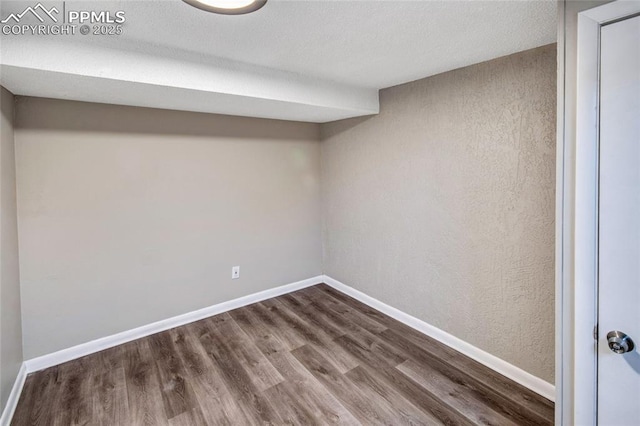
[0, 0, 557, 122]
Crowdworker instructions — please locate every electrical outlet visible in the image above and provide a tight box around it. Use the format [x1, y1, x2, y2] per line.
[232, 266, 240, 279]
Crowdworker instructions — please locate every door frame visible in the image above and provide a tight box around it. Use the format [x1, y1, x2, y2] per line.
[565, 1, 640, 425]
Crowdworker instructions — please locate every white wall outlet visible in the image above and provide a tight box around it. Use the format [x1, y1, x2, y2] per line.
[232, 266, 240, 279]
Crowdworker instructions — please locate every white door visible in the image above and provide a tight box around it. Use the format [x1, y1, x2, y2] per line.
[598, 13, 640, 426]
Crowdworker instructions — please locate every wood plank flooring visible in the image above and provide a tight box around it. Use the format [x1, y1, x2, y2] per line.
[11, 284, 554, 425]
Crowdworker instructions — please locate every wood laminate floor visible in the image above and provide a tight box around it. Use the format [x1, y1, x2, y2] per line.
[11, 284, 554, 425]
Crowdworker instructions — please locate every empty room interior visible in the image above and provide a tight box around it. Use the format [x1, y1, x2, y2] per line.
[1, 0, 639, 424]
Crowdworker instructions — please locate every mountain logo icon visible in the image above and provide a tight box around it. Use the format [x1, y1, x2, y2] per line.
[1, 3, 59, 24]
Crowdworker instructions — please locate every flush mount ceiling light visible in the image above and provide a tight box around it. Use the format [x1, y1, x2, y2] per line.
[183, 0, 267, 15]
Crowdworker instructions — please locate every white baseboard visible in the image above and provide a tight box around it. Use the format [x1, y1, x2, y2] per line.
[0, 363, 27, 426]
[25, 275, 323, 374]
[321, 275, 555, 402]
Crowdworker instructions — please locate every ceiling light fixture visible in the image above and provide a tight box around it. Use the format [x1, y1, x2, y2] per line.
[183, 0, 267, 15]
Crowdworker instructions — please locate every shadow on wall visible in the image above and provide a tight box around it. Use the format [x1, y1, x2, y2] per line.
[14, 96, 320, 141]
[320, 116, 373, 140]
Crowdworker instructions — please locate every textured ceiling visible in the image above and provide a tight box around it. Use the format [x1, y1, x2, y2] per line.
[54, 0, 558, 88]
[0, 0, 557, 122]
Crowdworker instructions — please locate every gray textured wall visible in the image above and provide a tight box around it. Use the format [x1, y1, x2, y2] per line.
[321, 44, 556, 383]
[15, 98, 322, 359]
[0, 86, 23, 412]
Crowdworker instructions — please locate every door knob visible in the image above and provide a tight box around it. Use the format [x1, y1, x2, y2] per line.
[607, 331, 635, 354]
